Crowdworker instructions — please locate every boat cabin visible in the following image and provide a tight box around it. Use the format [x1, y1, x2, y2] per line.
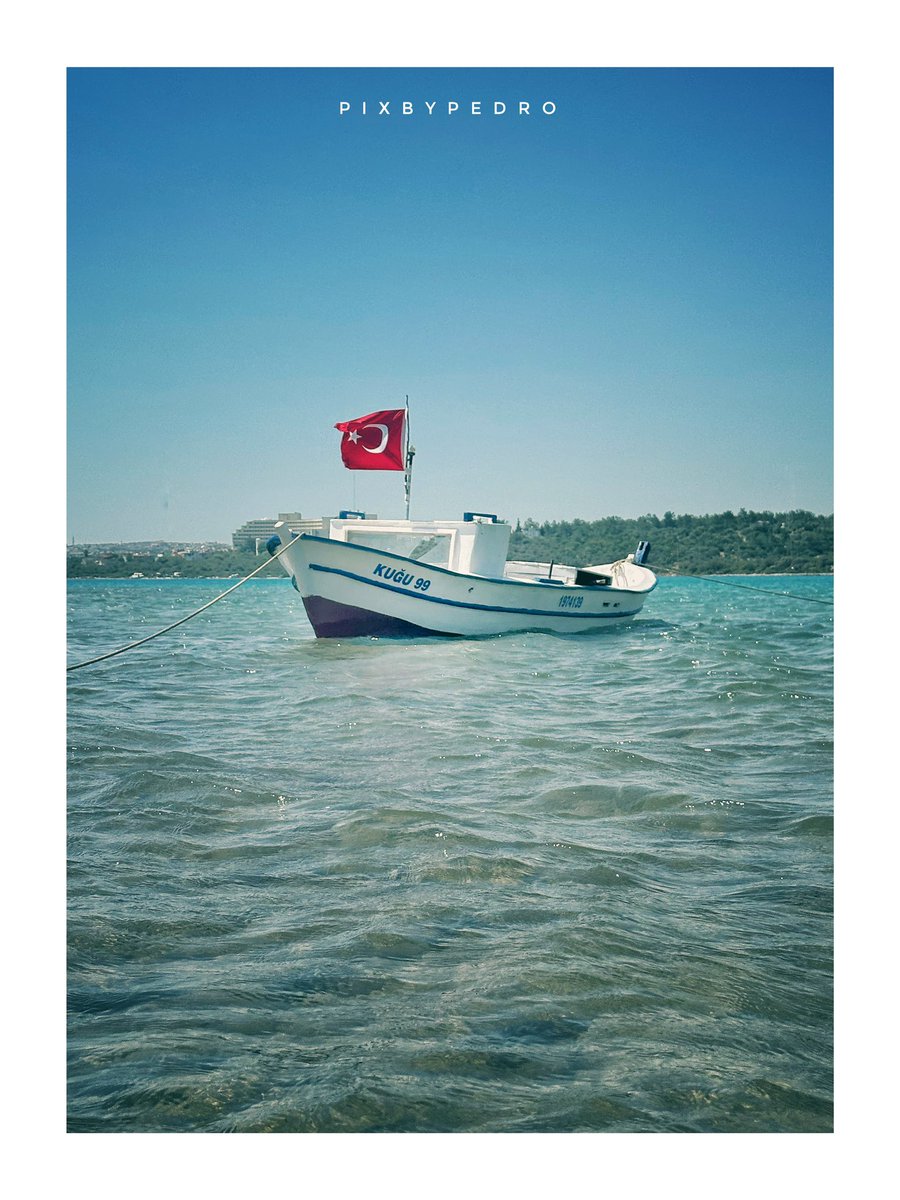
[328, 511, 512, 579]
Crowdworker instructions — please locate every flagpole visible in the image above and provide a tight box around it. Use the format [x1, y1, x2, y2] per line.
[404, 394, 415, 520]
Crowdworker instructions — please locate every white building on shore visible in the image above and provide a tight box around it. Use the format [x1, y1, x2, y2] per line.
[232, 512, 325, 552]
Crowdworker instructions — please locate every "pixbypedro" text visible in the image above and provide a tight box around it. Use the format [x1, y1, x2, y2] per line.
[339, 100, 557, 117]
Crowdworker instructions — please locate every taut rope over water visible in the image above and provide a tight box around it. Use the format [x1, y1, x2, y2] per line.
[66, 534, 296, 672]
[651, 567, 834, 606]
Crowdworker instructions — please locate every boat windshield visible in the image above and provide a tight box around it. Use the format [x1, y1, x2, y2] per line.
[345, 531, 454, 568]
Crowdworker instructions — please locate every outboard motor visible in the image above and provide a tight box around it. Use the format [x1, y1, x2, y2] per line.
[634, 540, 651, 566]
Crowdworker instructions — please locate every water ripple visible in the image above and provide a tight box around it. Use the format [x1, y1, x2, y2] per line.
[68, 576, 833, 1131]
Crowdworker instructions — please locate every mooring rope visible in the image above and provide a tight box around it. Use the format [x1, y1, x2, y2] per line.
[66, 535, 295, 672]
[652, 567, 834, 606]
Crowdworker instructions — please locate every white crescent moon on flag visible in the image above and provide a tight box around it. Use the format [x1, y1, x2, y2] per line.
[361, 423, 389, 453]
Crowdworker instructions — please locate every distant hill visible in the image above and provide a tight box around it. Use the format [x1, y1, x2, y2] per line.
[66, 509, 833, 578]
[508, 510, 833, 575]
[67, 546, 268, 579]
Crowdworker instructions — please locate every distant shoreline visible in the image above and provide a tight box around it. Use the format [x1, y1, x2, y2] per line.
[67, 510, 834, 579]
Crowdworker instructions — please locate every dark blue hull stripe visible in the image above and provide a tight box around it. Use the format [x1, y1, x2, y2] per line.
[307, 563, 637, 620]
[298, 533, 655, 597]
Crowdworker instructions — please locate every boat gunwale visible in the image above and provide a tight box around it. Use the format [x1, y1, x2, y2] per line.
[294, 533, 658, 597]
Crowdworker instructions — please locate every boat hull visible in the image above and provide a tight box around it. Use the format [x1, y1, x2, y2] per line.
[302, 594, 460, 638]
[278, 534, 655, 639]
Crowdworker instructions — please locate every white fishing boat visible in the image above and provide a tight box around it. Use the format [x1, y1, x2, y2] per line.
[268, 512, 656, 639]
[268, 402, 656, 638]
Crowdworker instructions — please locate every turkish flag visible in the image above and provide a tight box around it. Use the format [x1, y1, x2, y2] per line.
[334, 409, 406, 471]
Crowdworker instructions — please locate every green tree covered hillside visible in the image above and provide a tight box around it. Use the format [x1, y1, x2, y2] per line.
[507, 510, 832, 574]
[67, 510, 833, 578]
[67, 547, 267, 580]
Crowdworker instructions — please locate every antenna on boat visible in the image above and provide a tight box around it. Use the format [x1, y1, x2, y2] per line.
[404, 394, 416, 520]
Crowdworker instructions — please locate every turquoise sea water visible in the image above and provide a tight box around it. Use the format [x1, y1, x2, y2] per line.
[67, 575, 833, 1132]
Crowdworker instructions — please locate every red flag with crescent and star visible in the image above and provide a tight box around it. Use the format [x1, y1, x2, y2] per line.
[334, 409, 406, 471]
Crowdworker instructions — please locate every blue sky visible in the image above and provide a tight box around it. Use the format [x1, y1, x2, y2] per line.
[67, 67, 832, 542]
